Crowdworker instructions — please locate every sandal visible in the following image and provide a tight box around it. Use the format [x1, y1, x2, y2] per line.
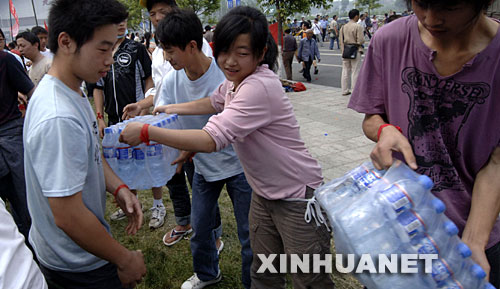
[162, 227, 193, 246]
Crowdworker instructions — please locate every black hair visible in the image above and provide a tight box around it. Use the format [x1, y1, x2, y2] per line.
[31, 26, 48, 36]
[213, 6, 273, 68]
[205, 25, 212, 31]
[16, 31, 40, 50]
[405, 0, 490, 13]
[146, 0, 177, 12]
[48, 0, 128, 55]
[263, 33, 278, 72]
[144, 31, 152, 49]
[156, 8, 203, 51]
[387, 14, 402, 23]
[284, 28, 291, 34]
[302, 21, 311, 29]
[8, 41, 16, 50]
[349, 9, 360, 20]
[0, 29, 6, 49]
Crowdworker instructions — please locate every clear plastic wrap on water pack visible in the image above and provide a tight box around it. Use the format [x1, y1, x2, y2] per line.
[102, 113, 180, 190]
[315, 160, 496, 289]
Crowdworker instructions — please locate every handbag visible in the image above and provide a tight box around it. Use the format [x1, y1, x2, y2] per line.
[342, 44, 358, 59]
[341, 26, 358, 59]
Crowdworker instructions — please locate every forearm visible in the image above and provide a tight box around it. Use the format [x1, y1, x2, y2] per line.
[93, 89, 105, 115]
[49, 195, 130, 268]
[164, 97, 216, 115]
[148, 126, 216, 153]
[462, 147, 500, 249]
[102, 157, 127, 194]
[144, 76, 154, 94]
[362, 114, 387, 142]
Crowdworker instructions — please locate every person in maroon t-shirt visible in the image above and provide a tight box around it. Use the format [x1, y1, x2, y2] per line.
[349, 0, 500, 287]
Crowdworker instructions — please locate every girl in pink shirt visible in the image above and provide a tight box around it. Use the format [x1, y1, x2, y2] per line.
[120, 6, 334, 288]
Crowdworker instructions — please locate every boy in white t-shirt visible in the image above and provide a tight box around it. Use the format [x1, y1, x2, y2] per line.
[23, 0, 145, 288]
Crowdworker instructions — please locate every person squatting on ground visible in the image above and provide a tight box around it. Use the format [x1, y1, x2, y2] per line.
[120, 6, 334, 289]
[348, 0, 500, 287]
[339, 9, 364, 96]
[23, 0, 146, 288]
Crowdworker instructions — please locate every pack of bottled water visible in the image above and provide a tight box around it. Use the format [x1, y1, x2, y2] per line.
[315, 160, 496, 289]
[102, 113, 180, 190]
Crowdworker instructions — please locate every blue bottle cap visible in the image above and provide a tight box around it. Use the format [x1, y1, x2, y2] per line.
[104, 127, 113, 134]
[118, 128, 123, 133]
[417, 174, 434, 190]
[470, 264, 486, 279]
[431, 198, 446, 214]
[443, 221, 459, 236]
[456, 242, 472, 258]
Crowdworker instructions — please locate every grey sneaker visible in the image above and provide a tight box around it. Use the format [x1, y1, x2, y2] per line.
[181, 271, 222, 289]
[110, 208, 126, 221]
[149, 204, 166, 229]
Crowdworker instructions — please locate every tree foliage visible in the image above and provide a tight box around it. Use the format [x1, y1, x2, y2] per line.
[257, 0, 331, 20]
[118, 0, 144, 29]
[177, 0, 220, 17]
[355, 0, 383, 15]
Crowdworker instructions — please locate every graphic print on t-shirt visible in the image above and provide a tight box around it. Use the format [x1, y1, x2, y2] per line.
[401, 67, 490, 192]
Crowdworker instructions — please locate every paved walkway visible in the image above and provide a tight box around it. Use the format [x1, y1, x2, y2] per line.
[287, 83, 374, 181]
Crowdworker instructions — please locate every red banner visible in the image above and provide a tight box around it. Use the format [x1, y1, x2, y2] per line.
[9, 0, 19, 37]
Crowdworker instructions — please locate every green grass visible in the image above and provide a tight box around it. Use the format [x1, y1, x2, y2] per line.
[106, 187, 362, 289]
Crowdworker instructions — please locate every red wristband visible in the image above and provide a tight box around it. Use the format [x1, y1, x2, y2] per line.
[113, 184, 129, 197]
[139, 124, 150, 145]
[97, 112, 104, 120]
[377, 124, 402, 141]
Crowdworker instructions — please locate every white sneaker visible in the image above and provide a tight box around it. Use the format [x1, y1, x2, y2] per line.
[217, 239, 224, 256]
[181, 271, 222, 289]
[149, 204, 166, 229]
[110, 208, 126, 221]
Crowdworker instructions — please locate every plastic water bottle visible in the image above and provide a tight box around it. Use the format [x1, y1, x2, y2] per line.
[146, 121, 166, 188]
[102, 127, 117, 172]
[395, 198, 446, 240]
[453, 263, 487, 289]
[432, 242, 472, 285]
[413, 220, 459, 255]
[132, 144, 148, 190]
[315, 162, 385, 213]
[116, 128, 134, 185]
[377, 174, 434, 214]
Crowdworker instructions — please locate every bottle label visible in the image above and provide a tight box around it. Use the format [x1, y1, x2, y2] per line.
[103, 147, 115, 159]
[147, 144, 163, 157]
[355, 171, 380, 190]
[397, 211, 424, 237]
[381, 185, 411, 212]
[416, 236, 439, 255]
[134, 148, 145, 160]
[432, 259, 452, 283]
[117, 147, 132, 160]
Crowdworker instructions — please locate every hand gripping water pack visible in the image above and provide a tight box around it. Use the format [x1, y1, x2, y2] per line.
[102, 114, 179, 190]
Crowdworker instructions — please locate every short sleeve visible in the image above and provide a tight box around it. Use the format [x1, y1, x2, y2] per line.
[6, 54, 33, 95]
[137, 44, 152, 79]
[348, 33, 386, 114]
[25, 118, 89, 197]
[204, 79, 272, 151]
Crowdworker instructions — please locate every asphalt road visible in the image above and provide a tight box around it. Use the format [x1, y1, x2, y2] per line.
[281, 42, 365, 89]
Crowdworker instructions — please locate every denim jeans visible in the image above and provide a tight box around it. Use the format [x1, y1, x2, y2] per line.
[191, 172, 253, 289]
[330, 36, 339, 49]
